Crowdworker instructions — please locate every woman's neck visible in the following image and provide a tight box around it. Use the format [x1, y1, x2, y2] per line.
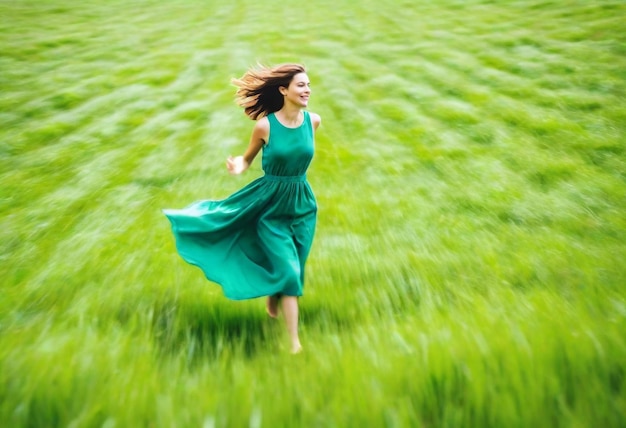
[276, 107, 303, 127]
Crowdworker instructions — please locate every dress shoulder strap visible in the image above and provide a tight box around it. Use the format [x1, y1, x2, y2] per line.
[267, 112, 277, 125]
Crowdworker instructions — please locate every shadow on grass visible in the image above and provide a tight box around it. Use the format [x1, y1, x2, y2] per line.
[150, 271, 423, 363]
[151, 296, 279, 363]
[150, 291, 368, 363]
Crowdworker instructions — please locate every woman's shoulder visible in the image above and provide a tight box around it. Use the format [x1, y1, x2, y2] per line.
[307, 111, 321, 130]
[255, 115, 270, 131]
[253, 116, 270, 141]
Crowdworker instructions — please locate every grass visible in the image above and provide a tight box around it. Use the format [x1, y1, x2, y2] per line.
[1, 0, 625, 426]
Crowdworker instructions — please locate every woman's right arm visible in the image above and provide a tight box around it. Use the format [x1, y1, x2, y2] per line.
[226, 117, 270, 175]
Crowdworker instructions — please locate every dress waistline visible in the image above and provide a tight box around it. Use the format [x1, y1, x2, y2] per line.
[263, 173, 307, 183]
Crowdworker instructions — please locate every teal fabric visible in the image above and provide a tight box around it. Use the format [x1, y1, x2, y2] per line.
[163, 111, 317, 300]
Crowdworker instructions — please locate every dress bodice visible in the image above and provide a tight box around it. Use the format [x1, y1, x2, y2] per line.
[262, 111, 314, 177]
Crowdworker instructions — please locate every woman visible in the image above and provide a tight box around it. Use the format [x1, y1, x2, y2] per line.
[163, 63, 321, 354]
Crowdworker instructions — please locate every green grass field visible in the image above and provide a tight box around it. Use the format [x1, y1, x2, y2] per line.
[1, 0, 625, 426]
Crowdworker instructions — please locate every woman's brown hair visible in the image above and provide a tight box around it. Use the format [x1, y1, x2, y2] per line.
[232, 63, 306, 120]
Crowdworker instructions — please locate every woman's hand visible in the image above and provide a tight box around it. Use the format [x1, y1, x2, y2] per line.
[226, 155, 248, 175]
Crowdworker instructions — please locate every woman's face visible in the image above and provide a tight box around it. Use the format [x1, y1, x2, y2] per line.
[282, 72, 311, 107]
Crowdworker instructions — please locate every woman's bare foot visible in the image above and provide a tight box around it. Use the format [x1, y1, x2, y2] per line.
[291, 343, 303, 354]
[266, 295, 279, 318]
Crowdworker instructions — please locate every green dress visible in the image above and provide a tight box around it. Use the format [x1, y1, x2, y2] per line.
[163, 111, 317, 300]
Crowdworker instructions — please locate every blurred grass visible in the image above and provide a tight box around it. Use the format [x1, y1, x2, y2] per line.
[1, 0, 625, 426]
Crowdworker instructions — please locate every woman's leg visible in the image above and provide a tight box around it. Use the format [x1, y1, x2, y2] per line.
[266, 294, 280, 318]
[256, 217, 307, 353]
[281, 296, 302, 354]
